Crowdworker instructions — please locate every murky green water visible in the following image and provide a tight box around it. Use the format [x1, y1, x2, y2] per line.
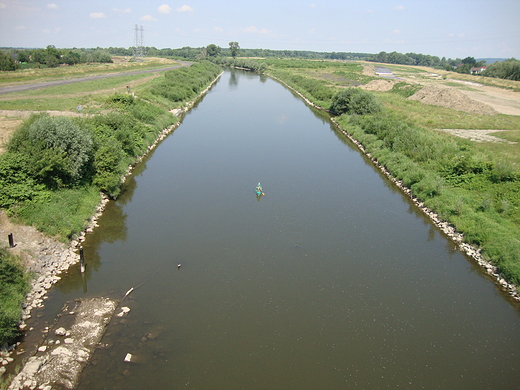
[43, 70, 520, 389]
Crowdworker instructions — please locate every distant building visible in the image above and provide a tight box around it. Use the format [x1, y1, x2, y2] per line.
[470, 66, 487, 74]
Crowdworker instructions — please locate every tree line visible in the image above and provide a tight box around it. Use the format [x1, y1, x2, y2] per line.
[105, 45, 370, 61]
[367, 50, 459, 68]
[0, 45, 112, 70]
[367, 50, 520, 80]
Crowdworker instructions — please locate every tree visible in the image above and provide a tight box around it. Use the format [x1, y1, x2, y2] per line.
[461, 56, 476, 66]
[0, 51, 20, 71]
[206, 44, 221, 57]
[229, 41, 240, 58]
[329, 88, 382, 116]
[17, 51, 29, 63]
[483, 58, 520, 81]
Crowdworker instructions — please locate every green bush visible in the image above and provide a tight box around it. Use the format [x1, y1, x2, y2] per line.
[0, 153, 48, 208]
[329, 87, 382, 115]
[8, 114, 94, 188]
[28, 116, 93, 179]
[92, 138, 126, 198]
[490, 158, 517, 183]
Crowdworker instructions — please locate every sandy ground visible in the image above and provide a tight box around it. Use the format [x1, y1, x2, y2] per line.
[0, 210, 54, 263]
[362, 63, 520, 115]
[436, 128, 517, 143]
[359, 64, 520, 143]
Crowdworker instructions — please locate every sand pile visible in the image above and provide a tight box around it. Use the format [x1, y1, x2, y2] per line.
[408, 85, 497, 115]
[360, 79, 396, 91]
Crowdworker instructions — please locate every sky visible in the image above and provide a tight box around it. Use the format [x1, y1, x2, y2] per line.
[1, 0, 519, 59]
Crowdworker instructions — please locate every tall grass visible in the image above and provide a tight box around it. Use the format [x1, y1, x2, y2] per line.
[0, 247, 29, 347]
[14, 186, 102, 240]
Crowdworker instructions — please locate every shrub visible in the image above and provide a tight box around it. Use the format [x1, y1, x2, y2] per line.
[489, 159, 517, 183]
[329, 88, 382, 115]
[7, 115, 94, 188]
[27, 116, 93, 179]
[0, 153, 48, 208]
[411, 174, 444, 198]
[93, 138, 126, 198]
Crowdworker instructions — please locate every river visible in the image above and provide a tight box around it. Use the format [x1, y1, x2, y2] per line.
[40, 70, 520, 389]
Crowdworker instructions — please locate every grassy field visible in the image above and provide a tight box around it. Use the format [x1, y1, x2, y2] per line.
[0, 73, 161, 112]
[0, 56, 177, 86]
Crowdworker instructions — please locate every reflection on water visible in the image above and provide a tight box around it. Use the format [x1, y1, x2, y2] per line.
[38, 70, 520, 390]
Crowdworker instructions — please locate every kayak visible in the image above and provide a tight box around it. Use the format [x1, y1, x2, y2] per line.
[255, 182, 264, 196]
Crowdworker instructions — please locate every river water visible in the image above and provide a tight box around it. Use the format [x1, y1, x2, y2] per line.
[43, 70, 520, 389]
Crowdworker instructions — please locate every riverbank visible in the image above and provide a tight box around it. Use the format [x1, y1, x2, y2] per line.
[268, 71, 520, 304]
[0, 71, 223, 387]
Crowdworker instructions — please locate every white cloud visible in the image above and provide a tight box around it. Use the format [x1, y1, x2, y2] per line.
[141, 15, 157, 21]
[158, 4, 172, 14]
[113, 8, 131, 13]
[47, 3, 58, 9]
[449, 32, 466, 38]
[214, 26, 224, 33]
[0, 3, 6, 9]
[42, 26, 61, 34]
[243, 26, 272, 35]
[394, 5, 405, 10]
[90, 12, 106, 19]
[392, 29, 401, 34]
[15, 25, 25, 30]
[177, 4, 193, 12]
[308, 28, 317, 34]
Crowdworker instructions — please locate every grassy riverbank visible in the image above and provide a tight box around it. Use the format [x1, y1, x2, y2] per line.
[0, 60, 221, 347]
[266, 59, 520, 286]
[0, 247, 29, 347]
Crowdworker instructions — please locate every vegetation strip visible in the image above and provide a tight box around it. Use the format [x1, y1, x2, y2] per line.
[0, 61, 222, 358]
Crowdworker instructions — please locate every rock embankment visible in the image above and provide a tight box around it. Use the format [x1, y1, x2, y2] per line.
[330, 117, 520, 303]
[7, 298, 118, 390]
